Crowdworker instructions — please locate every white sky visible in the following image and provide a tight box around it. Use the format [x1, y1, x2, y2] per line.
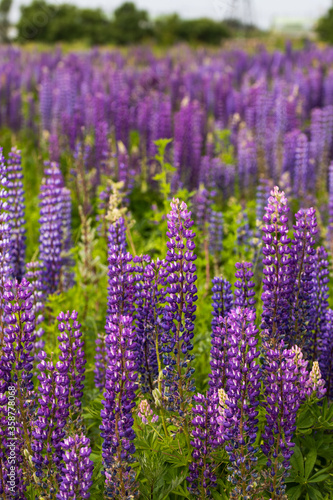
[12, 0, 333, 28]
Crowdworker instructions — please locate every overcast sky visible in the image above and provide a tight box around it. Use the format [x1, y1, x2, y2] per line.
[12, 0, 333, 28]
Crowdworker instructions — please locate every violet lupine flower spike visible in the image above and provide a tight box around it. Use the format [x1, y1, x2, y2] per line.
[208, 314, 229, 399]
[261, 187, 292, 344]
[60, 186, 74, 291]
[100, 315, 139, 499]
[193, 185, 212, 290]
[234, 262, 256, 309]
[94, 217, 134, 390]
[32, 350, 71, 487]
[187, 393, 217, 498]
[0, 278, 36, 497]
[208, 210, 223, 268]
[161, 198, 198, 418]
[133, 255, 160, 394]
[261, 342, 300, 498]
[6, 148, 26, 281]
[328, 162, 333, 249]
[39, 162, 65, 295]
[57, 310, 86, 414]
[221, 307, 260, 499]
[289, 208, 317, 346]
[307, 247, 330, 361]
[56, 434, 94, 500]
[108, 216, 127, 252]
[211, 276, 233, 330]
[319, 309, 333, 399]
[25, 261, 46, 364]
[0, 149, 12, 345]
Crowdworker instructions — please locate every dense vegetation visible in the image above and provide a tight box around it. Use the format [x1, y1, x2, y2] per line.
[317, 8, 333, 45]
[0, 43, 333, 500]
[15, 1, 230, 45]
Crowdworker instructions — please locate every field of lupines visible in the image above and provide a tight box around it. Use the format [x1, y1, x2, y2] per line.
[1, 41, 333, 499]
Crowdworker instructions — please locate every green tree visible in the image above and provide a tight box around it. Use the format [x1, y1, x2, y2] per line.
[111, 2, 152, 45]
[155, 15, 230, 45]
[17, 0, 58, 42]
[154, 14, 182, 45]
[177, 18, 230, 45]
[17, 0, 112, 44]
[317, 8, 333, 44]
[0, 0, 12, 43]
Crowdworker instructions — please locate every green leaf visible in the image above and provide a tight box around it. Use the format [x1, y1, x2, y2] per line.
[308, 467, 333, 483]
[287, 484, 303, 500]
[291, 445, 305, 478]
[308, 485, 324, 500]
[297, 408, 316, 429]
[305, 449, 317, 479]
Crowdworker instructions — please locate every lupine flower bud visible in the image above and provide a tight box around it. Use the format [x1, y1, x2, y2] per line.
[305, 361, 326, 400]
[137, 400, 158, 425]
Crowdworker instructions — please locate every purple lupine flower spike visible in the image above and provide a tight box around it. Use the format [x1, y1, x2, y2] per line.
[108, 217, 127, 252]
[0, 278, 36, 498]
[40, 67, 53, 132]
[133, 255, 160, 394]
[208, 210, 223, 261]
[236, 210, 253, 255]
[211, 276, 233, 330]
[289, 207, 317, 345]
[100, 315, 139, 499]
[327, 162, 333, 249]
[32, 350, 71, 481]
[187, 393, 217, 498]
[208, 314, 229, 398]
[6, 148, 26, 281]
[0, 149, 12, 342]
[60, 186, 74, 291]
[193, 186, 211, 233]
[56, 434, 94, 500]
[161, 198, 198, 415]
[307, 246, 329, 360]
[57, 310, 86, 411]
[25, 261, 46, 363]
[261, 342, 300, 496]
[319, 309, 333, 399]
[38, 162, 65, 294]
[261, 186, 292, 342]
[221, 307, 260, 499]
[94, 217, 134, 390]
[294, 133, 309, 196]
[234, 261, 256, 308]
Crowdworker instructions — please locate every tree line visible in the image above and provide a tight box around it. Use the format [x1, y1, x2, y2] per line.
[8, 0, 233, 45]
